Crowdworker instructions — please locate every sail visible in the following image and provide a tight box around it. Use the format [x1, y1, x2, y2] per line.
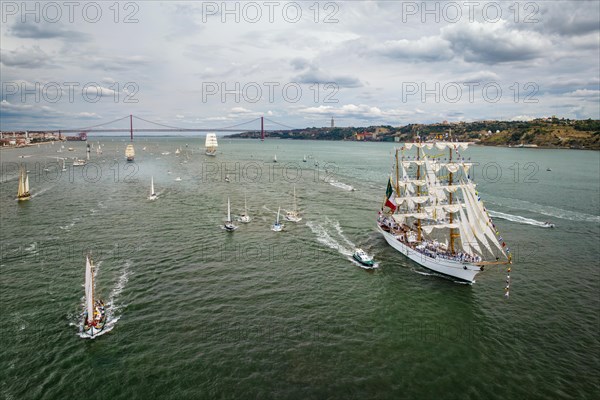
[459, 205, 482, 256]
[85, 255, 94, 324]
[150, 177, 155, 195]
[205, 133, 218, 148]
[276, 207, 280, 223]
[24, 174, 29, 192]
[17, 169, 25, 197]
[227, 197, 231, 222]
[125, 144, 135, 158]
[461, 185, 494, 255]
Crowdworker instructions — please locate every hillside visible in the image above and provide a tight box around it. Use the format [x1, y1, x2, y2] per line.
[227, 118, 600, 149]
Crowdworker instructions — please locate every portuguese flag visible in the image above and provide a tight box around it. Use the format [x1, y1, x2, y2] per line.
[384, 177, 397, 212]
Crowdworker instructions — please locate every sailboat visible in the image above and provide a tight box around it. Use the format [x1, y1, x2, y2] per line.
[224, 197, 238, 231]
[285, 185, 302, 222]
[61, 158, 67, 172]
[303, 155, 307, 162]
[17, 167, 31, 201]
[239, 194, 251, 223]
[82, 254, 106, 337]
[205, 133, 218, 156]
[271, 207, 284, 232]
[148, 176, 157, 200]
[273, 154, 277, 163]
[376, 140, 511, 283]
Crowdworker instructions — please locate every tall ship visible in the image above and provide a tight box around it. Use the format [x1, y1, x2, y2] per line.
[125, 144, 135, 162]
[377, 140, 511, 283]
[205, 133, 218, 156]
[17, 167, 30, 201]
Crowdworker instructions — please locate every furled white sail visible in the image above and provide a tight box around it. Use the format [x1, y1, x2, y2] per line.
[421, 223, 460, 234]
[395, 195, 431, 205]
[85, 255, 94, 324]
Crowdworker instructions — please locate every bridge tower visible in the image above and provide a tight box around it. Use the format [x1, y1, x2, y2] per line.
[261, 116, 264, 141]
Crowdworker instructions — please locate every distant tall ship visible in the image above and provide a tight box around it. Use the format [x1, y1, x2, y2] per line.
[377, 140, 511, 283]
[17, 167, 30, 201]
[205, 133, 218, 156]
[125, 144, 135, 162]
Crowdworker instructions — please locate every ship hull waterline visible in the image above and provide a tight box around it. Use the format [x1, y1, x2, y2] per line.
[377, 225, 482, 283]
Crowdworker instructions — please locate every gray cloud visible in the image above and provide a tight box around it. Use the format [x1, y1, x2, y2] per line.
[8, 21, 90, 41]
[0, 45, 53, 68]
[442, 21, 551, 64]
[291, 60, 363, 88]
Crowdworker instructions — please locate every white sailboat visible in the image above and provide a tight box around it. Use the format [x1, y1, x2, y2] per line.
[17, 167, 31, 201]
[83, 254, 106, 337]
[148, 176, 157, 200]
[376, 140, 511, 283]
[205, 133, 218, 156]
[271, 206, 284, 232]
[239, 194, 251, 223]
[285, 185, 302, 222]
[224, 197, 238, 231]
[273, 154, 277, 163]
[61, 158, 67, 172]
[303, 155, 307, 162]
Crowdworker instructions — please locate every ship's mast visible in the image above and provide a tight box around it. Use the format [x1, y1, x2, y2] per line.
[448, 146, 457, 254]
[416, 138, 422, 241]
[395, 148, 400, 202]
[90, 254, 95, 324]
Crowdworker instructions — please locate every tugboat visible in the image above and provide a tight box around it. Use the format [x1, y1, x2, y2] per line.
[352, 248, 375, 268]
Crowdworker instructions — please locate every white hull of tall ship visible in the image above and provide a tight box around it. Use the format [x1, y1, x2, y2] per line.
[377, 225, 482, 283]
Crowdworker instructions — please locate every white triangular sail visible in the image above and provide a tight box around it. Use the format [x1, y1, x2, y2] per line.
[227, 197, 231, 222]
[85, 255, 94, 324]
[150, 176, 155, 196]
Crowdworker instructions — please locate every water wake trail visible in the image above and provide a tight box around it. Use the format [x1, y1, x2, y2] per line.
[486, 195, 599, 223]
[488, 210, 556, 228]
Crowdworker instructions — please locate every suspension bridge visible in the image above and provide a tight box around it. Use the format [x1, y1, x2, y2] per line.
[30, 114, 298, 140]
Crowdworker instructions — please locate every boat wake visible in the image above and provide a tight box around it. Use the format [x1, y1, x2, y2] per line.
[328, 180, 355, 191]
[30, 185, 54, 198]
[60, 216, 81, 231]
[410, 268, 470, 284]
[486, 195, 599, 223]
[488, 210, 556, 228]
[306, 219, 353, 256]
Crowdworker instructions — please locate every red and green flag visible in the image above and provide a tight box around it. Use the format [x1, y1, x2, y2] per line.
[384, 177, 397, 212]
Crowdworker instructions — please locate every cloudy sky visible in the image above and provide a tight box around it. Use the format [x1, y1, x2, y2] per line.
[1, 1, 599, 131]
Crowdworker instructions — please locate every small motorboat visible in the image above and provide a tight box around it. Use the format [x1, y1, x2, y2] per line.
[543, 221, 555, 228]
[175, 177, 182, 182]
[353, 248, 376, 268]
